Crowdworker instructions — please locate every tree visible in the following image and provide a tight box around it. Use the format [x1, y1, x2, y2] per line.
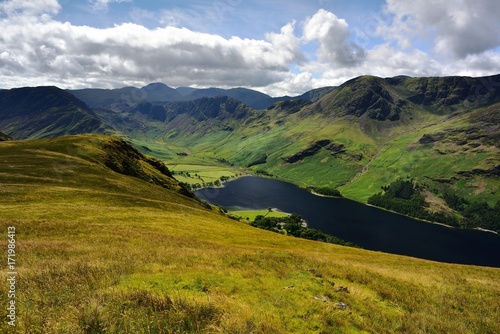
[264, 207, 272, 217]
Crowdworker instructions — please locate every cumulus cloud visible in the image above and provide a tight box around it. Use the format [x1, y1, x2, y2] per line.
[0, 1, 303, 90]
[380, 0, 500, 58]
[302, 9, 366, 66]
[0, 0, 499, 96]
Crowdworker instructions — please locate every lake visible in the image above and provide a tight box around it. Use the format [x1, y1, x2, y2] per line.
[195, 176, 500, 267]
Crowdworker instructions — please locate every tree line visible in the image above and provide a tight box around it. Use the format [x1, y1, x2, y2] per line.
[250, 213, 356, 247]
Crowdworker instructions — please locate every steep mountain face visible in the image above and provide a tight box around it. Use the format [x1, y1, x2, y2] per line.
[0, 86, 113, 139]
[93, 95, 253, 139]
[295, 86, 336, 102]
[310, 76, 405, 120]
[308, 74, 500, 121]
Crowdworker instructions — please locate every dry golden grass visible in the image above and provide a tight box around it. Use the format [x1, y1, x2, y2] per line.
[0, 135, 499, 333]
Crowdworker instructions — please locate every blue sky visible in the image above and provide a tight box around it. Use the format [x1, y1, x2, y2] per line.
[1, 0, 499, 96]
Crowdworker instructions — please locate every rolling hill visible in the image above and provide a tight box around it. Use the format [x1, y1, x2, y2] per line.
[0, 134, 499, 333]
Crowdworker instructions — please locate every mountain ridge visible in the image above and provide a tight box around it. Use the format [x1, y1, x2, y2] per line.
[0, 86, 113, 139]
[68, 83, 336, 110]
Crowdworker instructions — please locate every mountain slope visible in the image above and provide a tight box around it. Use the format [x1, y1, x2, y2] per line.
[2, 74, 498, 223]
[71, 84, 337, 110]
[119, 74, 499, 211]
[0, 134, 499, 333]
[0, 131, 12, 141]
[186, 87, 274, 109]
[70, 85, 274, 109]
[0, 86, 113, 139]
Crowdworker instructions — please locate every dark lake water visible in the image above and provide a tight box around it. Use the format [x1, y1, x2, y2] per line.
[195, 176, 500, 267]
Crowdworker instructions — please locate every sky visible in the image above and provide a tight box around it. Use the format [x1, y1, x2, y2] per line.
[1, 0, 500, 96]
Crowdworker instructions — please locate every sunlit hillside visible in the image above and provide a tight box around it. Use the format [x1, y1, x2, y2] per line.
[0, 135, 499, 333]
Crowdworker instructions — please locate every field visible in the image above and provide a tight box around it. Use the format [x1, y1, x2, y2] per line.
[228, 209, 290, 221]
[1, 135, 499, 333]
[168, 164, 243, 186]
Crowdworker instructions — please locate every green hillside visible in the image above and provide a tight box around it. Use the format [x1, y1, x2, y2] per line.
[1, 135, 499, 333]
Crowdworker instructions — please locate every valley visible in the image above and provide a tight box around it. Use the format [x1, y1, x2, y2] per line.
[1, 74, 499, 232]
[74, 75, 499, 232]
[1, 1, 499, 332]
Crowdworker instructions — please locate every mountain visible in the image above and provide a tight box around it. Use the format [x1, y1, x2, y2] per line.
[68, 86, 139, 106]
[175, 86, 198, 96]
[140, 82, 184, 102]
[0, 131, 12, 141]
[70, 85, 273, 109]
[294, 86, 336, 102]
[185, 87, 274, 109]
[69, 84, 185, 106]
[2, 74, 498, 225]
[93, 95, 252, 140]
[0, 86, 113, 139]
[1, 134, 499, 333]
[91, 74, 498, 225]
[71, 84, 337, 110]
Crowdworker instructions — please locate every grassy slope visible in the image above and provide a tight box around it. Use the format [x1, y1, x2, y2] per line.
[340, 104, 500, 204]
[1, 135, 499, 333]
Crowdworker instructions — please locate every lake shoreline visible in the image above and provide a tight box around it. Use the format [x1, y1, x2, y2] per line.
[197, 174, 499, 237]
[195, 175, 500, 267]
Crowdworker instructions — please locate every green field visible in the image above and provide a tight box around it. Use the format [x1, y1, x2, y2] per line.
[229, 209, 290, 221]
[1, 134, 499, 333]
[168, 164, 243, 186]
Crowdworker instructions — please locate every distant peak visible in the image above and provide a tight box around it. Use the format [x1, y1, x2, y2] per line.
[141, 82, 172, 90]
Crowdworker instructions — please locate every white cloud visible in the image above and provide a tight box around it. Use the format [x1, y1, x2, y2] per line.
[0, 1, 499, 96]
[0, 1, 302, 91]
[380, 0, 500, 58]
[302, 9, 365, 66]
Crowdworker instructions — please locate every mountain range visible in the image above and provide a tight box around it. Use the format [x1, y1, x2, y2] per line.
[69, 83, 335, 110]
[0, 74, 499, 228]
